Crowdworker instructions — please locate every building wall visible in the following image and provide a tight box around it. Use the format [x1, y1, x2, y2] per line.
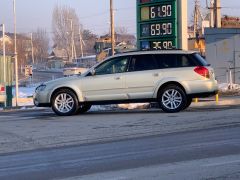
[222, 16, 240, 28]
[205, 28, 240, 83]
[0, 35, 12, 45]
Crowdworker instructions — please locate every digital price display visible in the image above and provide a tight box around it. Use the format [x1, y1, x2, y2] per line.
[141, 3, 175, 21]
[141, 22, 174, 37]
[137, 0, 178, 50]
[141, 40, 175, 50]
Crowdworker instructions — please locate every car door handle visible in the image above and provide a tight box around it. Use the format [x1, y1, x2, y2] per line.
[153, 73, 159, 77]
[114, 77, 121, 80]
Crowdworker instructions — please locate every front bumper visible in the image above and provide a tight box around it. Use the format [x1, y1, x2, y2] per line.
[33, 92, 51, 107]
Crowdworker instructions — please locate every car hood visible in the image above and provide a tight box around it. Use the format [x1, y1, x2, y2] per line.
[44, 75, 83, 87]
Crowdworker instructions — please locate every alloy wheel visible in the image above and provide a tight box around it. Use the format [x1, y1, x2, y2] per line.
[161, 89, 182, 110]
[54, 93, 74, 113]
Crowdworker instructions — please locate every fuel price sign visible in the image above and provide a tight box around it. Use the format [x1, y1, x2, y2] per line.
[137, 0, 178, 50]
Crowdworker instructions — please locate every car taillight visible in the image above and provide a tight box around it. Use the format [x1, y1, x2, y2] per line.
[194, 66, 210, 79]
[0, 86, 5, 92]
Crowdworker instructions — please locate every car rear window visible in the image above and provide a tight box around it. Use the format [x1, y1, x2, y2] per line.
[191, 53, 209, 66]
[153, 54, 197, 69]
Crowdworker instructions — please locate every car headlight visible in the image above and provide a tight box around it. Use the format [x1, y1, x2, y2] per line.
[35, 84, 46, 92]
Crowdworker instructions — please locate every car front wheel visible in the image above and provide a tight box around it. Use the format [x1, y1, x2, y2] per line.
[52, 89, 79, 116]
[158, 85, 187, 113]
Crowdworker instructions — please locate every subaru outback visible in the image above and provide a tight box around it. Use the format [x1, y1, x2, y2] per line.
[34, 50, 218, 116]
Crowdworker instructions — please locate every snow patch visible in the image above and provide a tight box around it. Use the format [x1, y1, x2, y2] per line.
[89, 103, 150, 111]
[18, 98, 34, 106]
[13, 85, 37, 98]
[90, 105, 118, 111]
[118, 103, 150, 110]
[218, 83, 240, 92]
[20, 106, 38, 110]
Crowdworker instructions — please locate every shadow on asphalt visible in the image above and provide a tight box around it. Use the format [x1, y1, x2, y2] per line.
[0, 104, 239, 119]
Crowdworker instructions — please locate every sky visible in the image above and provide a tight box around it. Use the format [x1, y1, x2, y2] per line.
[0, 0, 240, 37]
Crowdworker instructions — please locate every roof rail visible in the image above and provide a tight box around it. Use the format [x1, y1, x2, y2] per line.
[115, 48, 184, 54]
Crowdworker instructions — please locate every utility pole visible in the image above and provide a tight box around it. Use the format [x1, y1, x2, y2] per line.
[13, 0, 19, 107]
[70, 19, 74, 62]
[206, 0, 221, 27]
[194, 0, 205, 37]
[30, 33, 34, 64]
[69, 19, 77, 61]
[110, 0, 115, 56]
[79, 27, 83, 58]
[1, 24, 6, 107]
[1, 24, 6, 83]
[213, 0, 218, 27]
[209, 0, 214, 27]
[193, 0, 200, 37]
[207, 0, 221, 28]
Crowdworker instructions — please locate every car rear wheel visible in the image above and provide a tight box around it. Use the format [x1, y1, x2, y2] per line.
[158, 85, 187, 113]
[183, 97, 192, 110]
[77, 104, 91, 114]
[52, 89, 79, 116]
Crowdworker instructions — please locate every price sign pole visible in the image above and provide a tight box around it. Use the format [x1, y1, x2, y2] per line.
[137, 0, 187, 50]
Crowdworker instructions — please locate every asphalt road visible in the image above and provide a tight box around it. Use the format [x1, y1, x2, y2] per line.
[0, 104, 240, 179]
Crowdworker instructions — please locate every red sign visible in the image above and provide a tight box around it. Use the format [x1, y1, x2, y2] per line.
[140, 0, 151, 3]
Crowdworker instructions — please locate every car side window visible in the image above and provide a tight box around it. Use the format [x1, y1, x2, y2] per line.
[130, 54, 158, 72]
[95, 56, 128, 75]
[177, 55, 196, 67]
[154, 54, 177, 68]
[153, 54, 196, 69]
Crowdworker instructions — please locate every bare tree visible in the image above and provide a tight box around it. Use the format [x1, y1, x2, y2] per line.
[81, 29, 98, 56]
[115, 26, 128, 34]
[115, 26, 136, 45]
[32, 28, 49, 64]
[52, 5, 81, 61]
[16, 36, 28, 69]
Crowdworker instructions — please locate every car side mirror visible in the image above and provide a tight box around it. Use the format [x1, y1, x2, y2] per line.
[90, 69, 96, 76]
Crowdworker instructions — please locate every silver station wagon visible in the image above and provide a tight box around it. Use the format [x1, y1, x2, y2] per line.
[34, 50, 218, 116]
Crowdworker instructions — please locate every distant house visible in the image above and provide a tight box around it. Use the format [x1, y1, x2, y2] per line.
[0, 32, 12, 44]
[49, 44, 68, 60]
[0, 32, 13, 53]
[0, 31, 33, 67]
[95, 33, 136, 61]
[99, 33, 136, 46]
[47, 45, 69, 69]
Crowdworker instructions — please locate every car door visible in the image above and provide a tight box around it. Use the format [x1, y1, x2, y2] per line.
[81, 56, 129, 101]
[125, 54, 160, 99]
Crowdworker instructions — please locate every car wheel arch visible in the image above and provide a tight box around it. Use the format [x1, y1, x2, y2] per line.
[50, 87, 80, 104]
[156, 81, 187, 99]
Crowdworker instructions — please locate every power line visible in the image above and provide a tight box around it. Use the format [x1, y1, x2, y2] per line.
[79, 11, 109, 19]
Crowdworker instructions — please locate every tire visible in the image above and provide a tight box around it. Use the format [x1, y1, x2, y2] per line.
[77, 104, 91, 114]
[51, 89, 79, 116]
[158, 85, 187, 113]
[183, 97, 192, 110]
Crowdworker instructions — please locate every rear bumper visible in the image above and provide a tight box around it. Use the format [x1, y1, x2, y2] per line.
[188, 90, 218, 98]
